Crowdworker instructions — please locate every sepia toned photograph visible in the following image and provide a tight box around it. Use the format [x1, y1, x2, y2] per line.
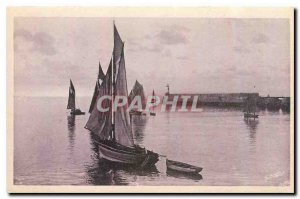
[7, 7, 294, 193]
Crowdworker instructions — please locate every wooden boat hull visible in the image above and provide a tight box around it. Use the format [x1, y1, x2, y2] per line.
[167, 159, 202, 174]
[98, 140, 159, 168]
[71, 109, 85, 115]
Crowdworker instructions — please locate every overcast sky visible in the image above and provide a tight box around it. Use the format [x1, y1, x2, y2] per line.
[14, 17, 290, 97]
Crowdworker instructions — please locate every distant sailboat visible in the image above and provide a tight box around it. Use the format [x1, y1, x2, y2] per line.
[150, 90, 156, 116]
[128, 80, 146, 116]
[67, 79, 85, 115]
[85, 23, 159, 167]
[244, 94, 258, 119]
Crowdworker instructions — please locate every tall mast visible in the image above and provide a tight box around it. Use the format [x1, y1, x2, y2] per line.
[112, 20, 115, 139]
[111, 20, 118, 142]
[111, 53, 115, 141]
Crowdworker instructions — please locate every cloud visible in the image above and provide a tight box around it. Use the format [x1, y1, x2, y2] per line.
[169, 24, 190, 33]
[128, 44, 161, 53]
[252, 33, 269, 44]
[139, 45, 161, 52]
[127, 38, 139, 46]
[233, 46, 250, 53]
[162, 49, 172, 57]
[144, 34, 152, 40]
[156, 29, 188, 45]
[176, 55, 188, 60]
[14, 29, 56, 55]
[228, 66, 237, 72]
[128, 24, 189, 53]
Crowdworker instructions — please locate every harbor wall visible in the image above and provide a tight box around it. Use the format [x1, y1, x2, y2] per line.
[164, 93, 290, 111]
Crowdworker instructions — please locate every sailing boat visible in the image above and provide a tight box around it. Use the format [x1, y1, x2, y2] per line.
[85, 23, 159, 167]
[67, 79, 85, 115]
[150, 90, 156, 116]
[128, 80, 146, 116]
[244, 94, 258, 119]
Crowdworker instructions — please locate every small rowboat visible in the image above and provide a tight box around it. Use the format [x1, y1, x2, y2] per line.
[166, 159, 202, 174]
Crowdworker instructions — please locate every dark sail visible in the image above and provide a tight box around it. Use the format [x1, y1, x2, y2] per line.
[67, 79, 76, 110]
[88, 80, 100, 113]
[84, 23, 159, 167]
[86, 24, 134, 147]
[114, 45, 135, 148]
[113, 23, 123, 79]
[244, 95, 257, 113]
[85, 60, 113, 140]
[98, 62, 105, 80]
[129, 80, 146, 109]
[88, 62, 105, 113]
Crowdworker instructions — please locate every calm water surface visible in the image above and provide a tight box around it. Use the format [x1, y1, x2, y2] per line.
[14, 97, 290, 186]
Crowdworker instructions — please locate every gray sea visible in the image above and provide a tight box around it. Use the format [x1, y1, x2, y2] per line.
[14, 96, 290, 186]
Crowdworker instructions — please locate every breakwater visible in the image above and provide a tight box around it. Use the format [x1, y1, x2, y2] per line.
[165, 93, 290, 112]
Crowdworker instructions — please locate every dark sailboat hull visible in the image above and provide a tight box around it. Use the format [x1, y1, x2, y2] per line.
[150, 112, 156, 116]
[71, 109, 85, 115]
[97, 140, 159, 168]
[244, 113, 258, 119]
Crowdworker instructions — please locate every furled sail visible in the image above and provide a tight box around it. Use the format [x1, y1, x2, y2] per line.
[67, 79, 76, 110]
[129, 80, 146, 109]
[85, 60, 113, 140]
[114, 45, 135, 148]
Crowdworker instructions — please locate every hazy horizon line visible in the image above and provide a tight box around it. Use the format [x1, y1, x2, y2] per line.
[14, 93, 291, 98]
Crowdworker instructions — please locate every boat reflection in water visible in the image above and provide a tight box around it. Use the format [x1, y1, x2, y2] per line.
[167, 169, 203, 181]
[131, 115, 148, 145]
[244, 118, 259, 146]
[86, 133, 159, 185]
[67, 115, 76, 151]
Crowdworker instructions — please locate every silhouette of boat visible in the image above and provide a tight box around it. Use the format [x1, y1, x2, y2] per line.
[166, 159, 202, 174]
[149, 112, 156, 116]
[243, 94, 258, 119]
[88, 62, 105, 114]
[85, 23, 159, 168]
[244, 112, 258, 118]
[67, 79, 85, 115]
[150, 90, 156, 116]
[129, 80, 147, 116]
